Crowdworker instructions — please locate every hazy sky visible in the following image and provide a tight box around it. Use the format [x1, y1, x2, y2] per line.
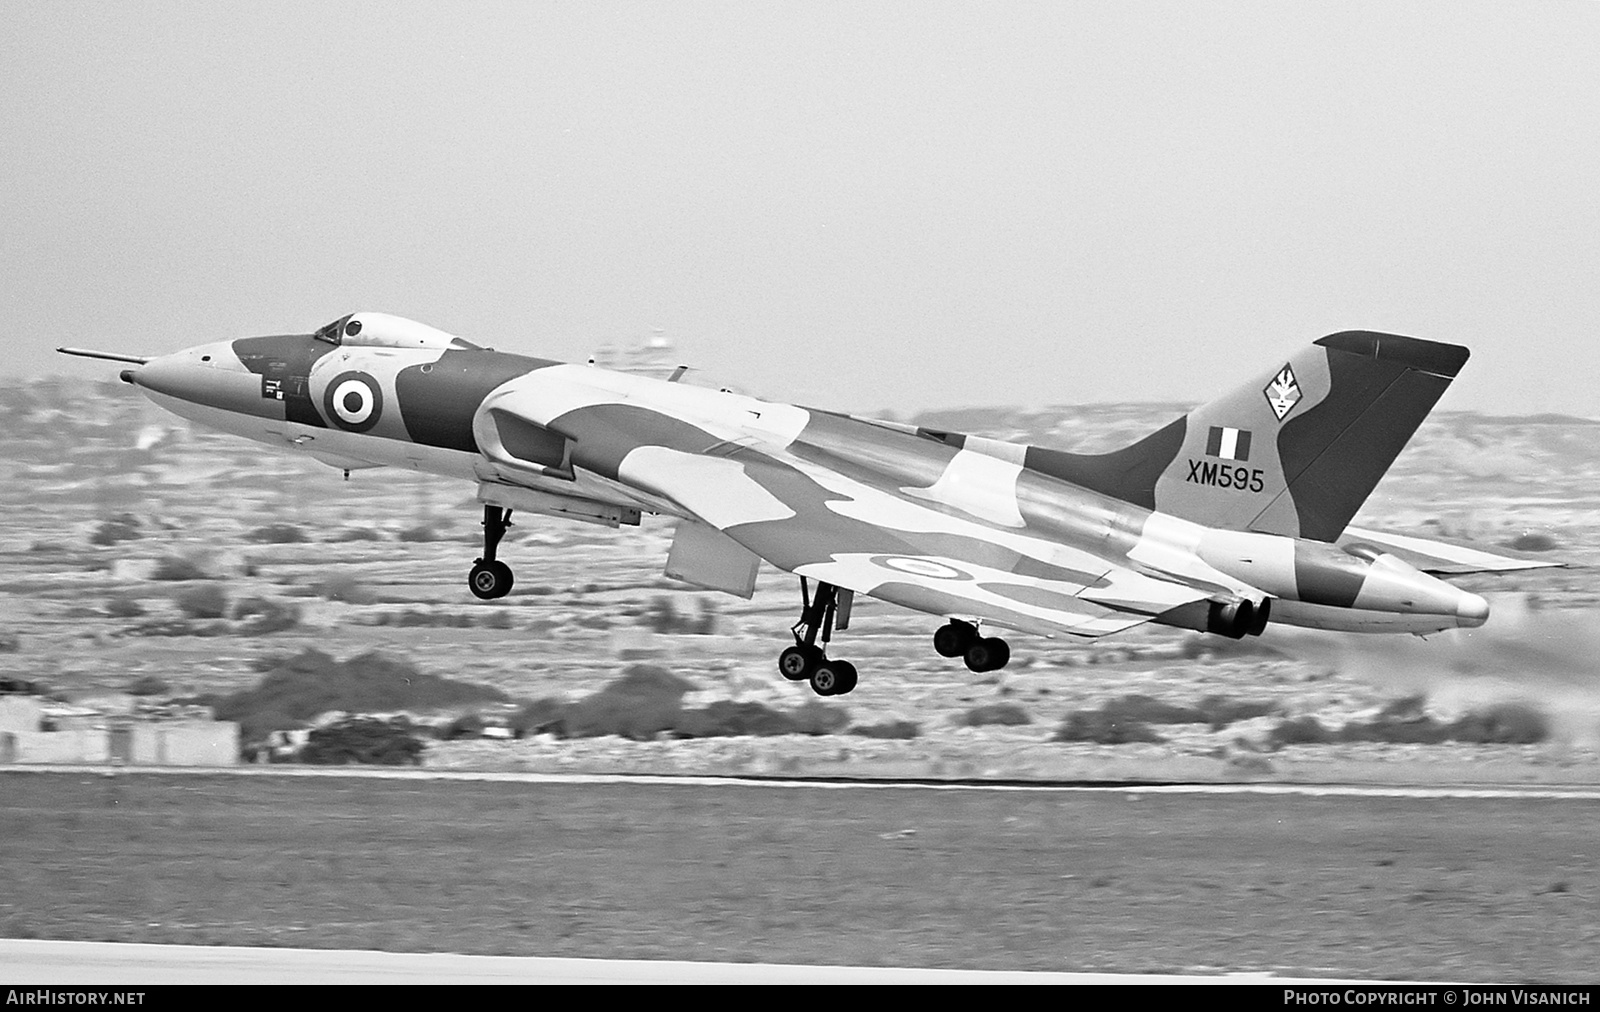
[5, 1, 1598, 417]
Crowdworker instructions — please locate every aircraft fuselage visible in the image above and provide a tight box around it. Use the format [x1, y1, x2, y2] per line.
[108, 313, 1489, 643]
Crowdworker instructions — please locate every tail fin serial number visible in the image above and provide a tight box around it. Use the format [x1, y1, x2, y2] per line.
[1185, 459, 1265, 493]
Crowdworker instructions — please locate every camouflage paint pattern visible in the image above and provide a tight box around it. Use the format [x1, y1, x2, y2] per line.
[917, 331, 1469, 543]
[117, 312, 1503, 640]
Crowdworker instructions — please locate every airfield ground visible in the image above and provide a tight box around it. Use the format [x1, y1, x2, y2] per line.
[2, 772, 1598, 981]
[1, 380, 1598, 978]
[3, 381, 1597, 782]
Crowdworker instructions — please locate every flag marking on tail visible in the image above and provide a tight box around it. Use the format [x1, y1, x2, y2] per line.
[1206, 426, 1251, 462]
[1264, 364, 1303, 421]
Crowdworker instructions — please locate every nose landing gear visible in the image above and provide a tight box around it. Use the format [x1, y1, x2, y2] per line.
[778, 578, 859, 696]
[468, 505, 515, 600]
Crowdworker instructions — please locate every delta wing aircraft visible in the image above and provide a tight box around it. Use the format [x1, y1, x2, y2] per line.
[62, 315, 1553, 696]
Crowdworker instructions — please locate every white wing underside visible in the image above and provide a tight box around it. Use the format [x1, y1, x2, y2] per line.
[616, 441, 1210, 639]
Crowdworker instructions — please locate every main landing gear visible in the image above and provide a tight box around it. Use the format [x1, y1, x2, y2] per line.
[778, 578, 859, 696]
[468, 505, 515, 600]
[933, 619, 1010, 673]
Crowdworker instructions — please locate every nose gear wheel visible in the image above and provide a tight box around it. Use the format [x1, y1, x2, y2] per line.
[469, 559, 514, 600]
[467, 505, 515, 600]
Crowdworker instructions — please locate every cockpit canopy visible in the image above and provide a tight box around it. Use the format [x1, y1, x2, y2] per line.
[312, 312, 483, 351]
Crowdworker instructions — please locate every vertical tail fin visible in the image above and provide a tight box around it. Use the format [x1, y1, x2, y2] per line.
[1025, 331, 1469, 541]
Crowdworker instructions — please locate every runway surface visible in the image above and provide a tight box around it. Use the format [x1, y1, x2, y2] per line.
[12, 763, 1600, 799]
[5, 768, 1596, 980]
[0, 938, 1336, 984]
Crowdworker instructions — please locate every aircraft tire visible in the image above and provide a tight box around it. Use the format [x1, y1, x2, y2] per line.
[933, 621, 975, 658]
[963, 637, 1009, 673]
[808, 661, 846, 696]
[983, 637, 1010, 671]
[778, 645, 819, 681]
[468, 560, 513, 600]
[831, 660, 858, 695]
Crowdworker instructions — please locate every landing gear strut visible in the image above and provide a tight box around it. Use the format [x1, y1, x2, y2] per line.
[933, 619, 1010, 673]
[777, 578, 859, 696]
[468, 505, 515, 600]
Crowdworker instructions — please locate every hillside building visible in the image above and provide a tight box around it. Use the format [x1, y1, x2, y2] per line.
[0, 694, 238, 766]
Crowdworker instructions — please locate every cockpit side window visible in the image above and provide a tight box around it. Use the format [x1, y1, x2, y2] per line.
[313, 314, 353, 346]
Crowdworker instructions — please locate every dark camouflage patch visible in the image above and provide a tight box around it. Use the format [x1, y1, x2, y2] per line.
[232, 334, 335, 428]
[1278, 343, 1455, 542]
[1292, 543, 1368, 607]
[1024, 417, 1187, 510]
[1009, 554, 1113, 589]
[1315, 331, 1469, 377]
[395, 351, 558, 453]
[795, 411, 954, 490]
[547, 403, 727, 482]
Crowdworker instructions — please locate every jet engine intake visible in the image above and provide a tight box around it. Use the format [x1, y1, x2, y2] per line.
[471, 403, 574, 480]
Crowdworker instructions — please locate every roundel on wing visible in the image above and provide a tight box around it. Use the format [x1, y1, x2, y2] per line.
[323, 371, 384, 432]
[872, 556, 972, 581]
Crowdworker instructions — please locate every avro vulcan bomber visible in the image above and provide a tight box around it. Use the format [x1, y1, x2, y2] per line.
[63, 314, 1551, 697]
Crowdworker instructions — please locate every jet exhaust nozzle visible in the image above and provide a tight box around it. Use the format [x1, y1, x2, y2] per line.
[1207, 598, 1255, 639]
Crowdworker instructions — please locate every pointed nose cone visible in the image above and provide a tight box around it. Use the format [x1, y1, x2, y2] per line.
[128, 341, 234, 395]
[127, 354, 195, 400]
[126, 341, 269, 420]
[1455, 592, 1491, 629]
